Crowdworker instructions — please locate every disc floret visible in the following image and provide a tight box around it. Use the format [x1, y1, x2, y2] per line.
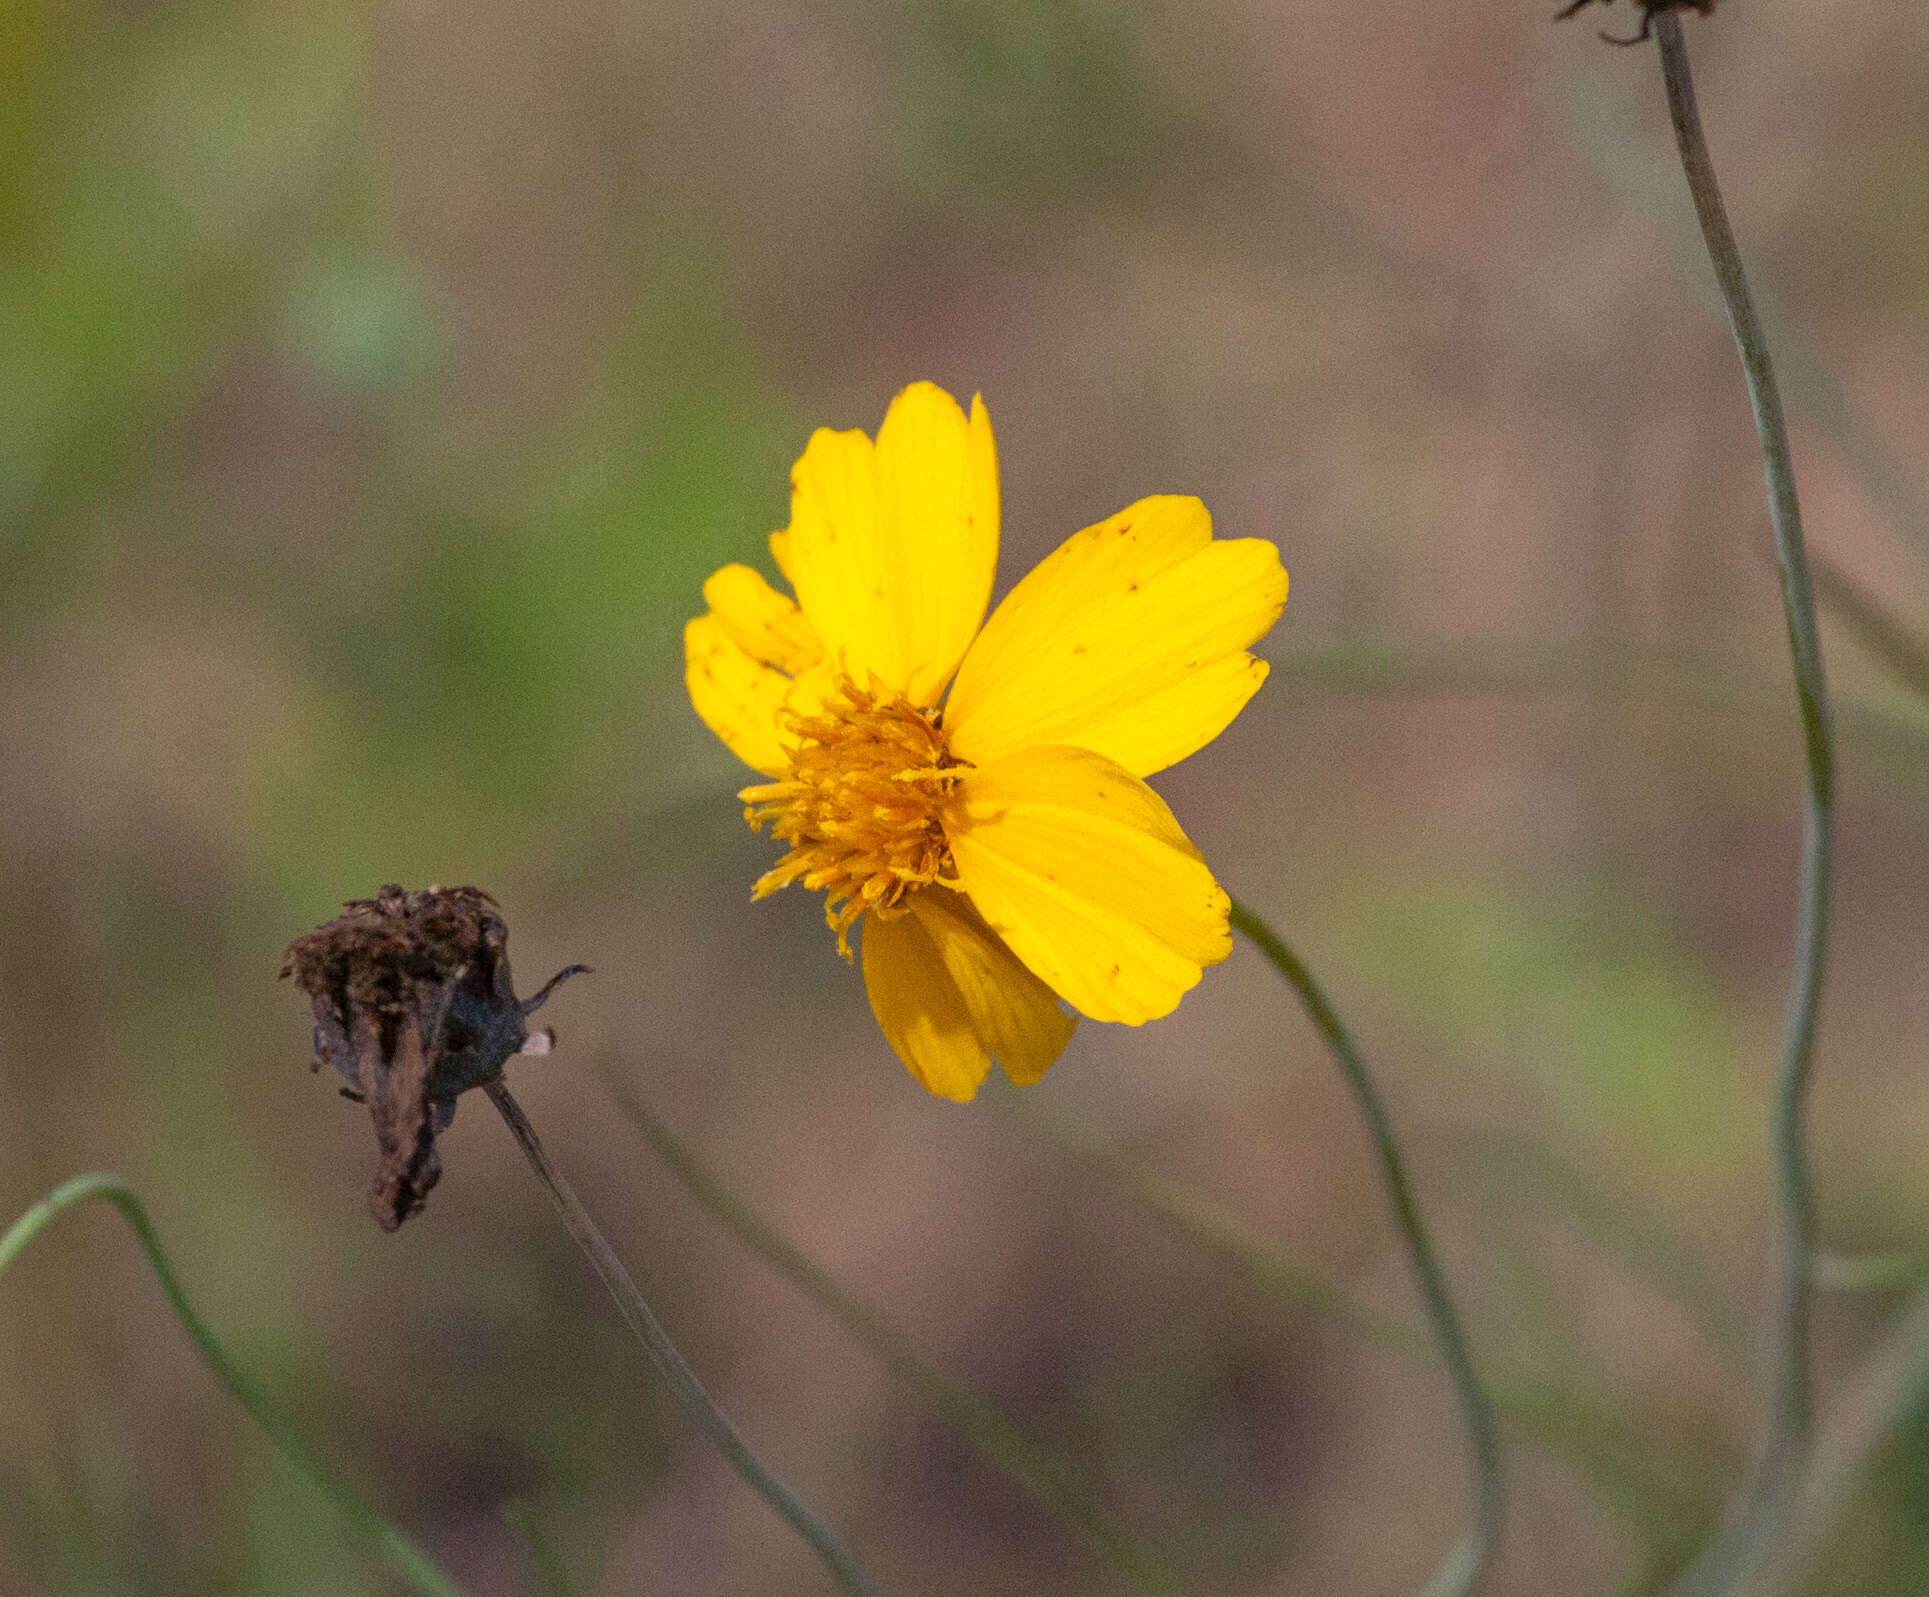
[740, 678, 965, 957]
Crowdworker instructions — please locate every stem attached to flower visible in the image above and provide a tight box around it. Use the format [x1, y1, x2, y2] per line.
[480, 1081, 880, 1597]
[1649, 16, 1836, 1592]
[0, 1173, 465, 1597]
[1228, 901, 1503, 1597]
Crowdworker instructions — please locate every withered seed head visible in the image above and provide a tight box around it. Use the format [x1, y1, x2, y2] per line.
[280, 884, 588, 1231]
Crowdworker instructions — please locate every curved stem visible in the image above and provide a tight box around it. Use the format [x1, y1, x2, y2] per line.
[1229, 901, 1504, 1597]
[0, 1173, 463, 1597]
[1650, 17, 1836, 1591]
[503, 1501, 579, 1597]
[596, 1071, 1188, 1597]
[481, 1081, 879, 1597]
[1745, 1275, 1929, 1597]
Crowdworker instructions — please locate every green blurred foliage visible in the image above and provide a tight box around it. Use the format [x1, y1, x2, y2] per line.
[891, 0, 1194, 211]
[1341, 874, 1751, 1178]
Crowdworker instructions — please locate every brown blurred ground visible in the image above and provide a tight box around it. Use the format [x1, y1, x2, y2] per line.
[3, 0, 1929, 1593]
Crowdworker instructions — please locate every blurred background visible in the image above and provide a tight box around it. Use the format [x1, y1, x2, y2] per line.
[4, 0, 1929, 1592]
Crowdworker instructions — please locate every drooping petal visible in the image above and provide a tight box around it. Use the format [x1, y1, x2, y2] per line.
[908, 892, 1075, 1087]
[945, 745, 1232, 1025]
[944, 496, 1287, 778]
[860, 891, 1075, 1100]
[702, 563, 823, 675]
[861, 904, 993, 1102]
[781, 382, 998, 704]
[684, 614, 791, 777]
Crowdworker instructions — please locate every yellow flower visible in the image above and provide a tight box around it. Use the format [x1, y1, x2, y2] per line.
[685, 382, 1287, 1102]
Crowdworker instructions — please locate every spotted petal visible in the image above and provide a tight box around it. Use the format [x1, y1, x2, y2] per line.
[944, 496, 1286, 778]
[702, 563, 823, 676]
[684, 614, 791, 777]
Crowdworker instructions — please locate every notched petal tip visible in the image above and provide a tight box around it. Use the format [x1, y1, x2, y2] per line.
[685, 613, 792, 776]
[702, 564, 822, 676]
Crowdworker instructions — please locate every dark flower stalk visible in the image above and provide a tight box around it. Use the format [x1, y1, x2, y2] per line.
[284, 886, 878, 1596]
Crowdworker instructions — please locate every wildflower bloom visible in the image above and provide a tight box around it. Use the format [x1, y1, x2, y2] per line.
[685, 382, 1287, 1101]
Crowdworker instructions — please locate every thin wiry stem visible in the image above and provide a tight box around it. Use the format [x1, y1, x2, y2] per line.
[503, 1502, 579, 1597]
[0, 1174, 464, 1597]
[1006, 1095, 1718, 1556]
[596, 1072, 1189, 1597]
[480, 1081, 878, 1597]
[1649, 17, 1836, 1593]
[1229, 901, 1504, 1597]
[1004, 1090, 1427, 1361]
[1745, 1275, 1929, 1597]
[1808, 553, 1929, 703]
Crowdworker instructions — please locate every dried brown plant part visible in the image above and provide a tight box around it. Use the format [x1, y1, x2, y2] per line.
[281, 884, 589, 1229]
[1554, 0, 1715, 47]
[359, 1012, 441, 1231]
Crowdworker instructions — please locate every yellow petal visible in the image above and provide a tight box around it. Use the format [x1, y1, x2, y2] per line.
[781, 382, 998, 704]
[769, 527, 796, 587]
[944, 496, 1287, 777]
[946, 745, 1232, 1025]
[860, 904, 993, 1102]
[702, 563, 823, 675]
[684, 613, 790, 777]
[874, 384, 999, 704]
[907, 892, 1076, 1087]
[860, 893, 1074, 1100]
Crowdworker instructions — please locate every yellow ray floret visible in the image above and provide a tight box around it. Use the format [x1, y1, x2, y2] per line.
[945, 745, 1232, 1026]
[946, 496, 1287, 777]
[683, 613, 793, 778]
[780, 382, 998, 706]
[861, 893, 1077, 1101]
[702, 563, 823, 676]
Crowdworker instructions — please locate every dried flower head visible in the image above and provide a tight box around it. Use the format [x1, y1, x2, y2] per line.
[281, 885, 587, 1230]
[686, 382, 1287, 1101]
[1555, 0, 1715, 46]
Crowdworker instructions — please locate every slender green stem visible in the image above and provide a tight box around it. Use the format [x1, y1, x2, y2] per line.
[1004, 1091, 1427, 1361]
[1745, 1275, 1929, 1597]
[1808, 553, 1929, 703]
[1650, 18, 1836, 1592]
[503, 1501, 579, 1597]
[1006, 1095, 1715, 1549]
[0, 1173, 463, 1597]
[1229, 901, 1504, 1597]
[605, 1069, 1700, 1585]
[596, 1071, 1189, 1597]
[480, 1082, 878, 1597]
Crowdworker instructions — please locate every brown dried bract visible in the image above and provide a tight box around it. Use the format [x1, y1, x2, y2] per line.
[281, 884, 588, 1230]
[1554, 0, 1715, 46]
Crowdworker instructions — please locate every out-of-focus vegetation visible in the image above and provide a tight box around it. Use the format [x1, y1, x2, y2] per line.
[3, 1, 1928, 1593]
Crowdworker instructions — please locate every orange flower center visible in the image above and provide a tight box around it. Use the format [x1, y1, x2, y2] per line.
[740, 678, 966, 959]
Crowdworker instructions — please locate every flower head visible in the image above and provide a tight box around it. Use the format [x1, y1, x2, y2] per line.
[686, 382, 1287, 1101]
